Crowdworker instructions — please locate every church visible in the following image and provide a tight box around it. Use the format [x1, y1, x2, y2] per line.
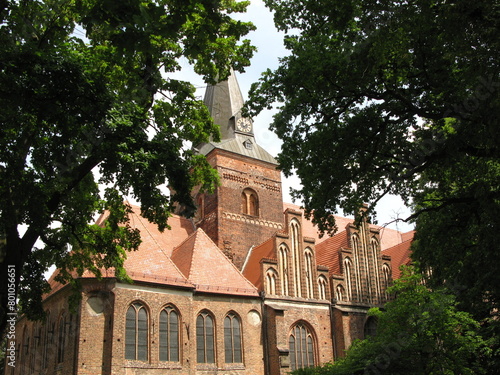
[10, 72, 413, 375]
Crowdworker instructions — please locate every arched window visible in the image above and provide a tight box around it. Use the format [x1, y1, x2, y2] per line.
[196, 311, 215, 363]
[344, 257, 353, 301]
[336, 284, 345, 302]
[195, 194, 204, 222]
[290, 219, 302, 297]
[317, 275, 328, 300]
[125, 302, 148, 361]
[278, 245, 290, 296]
[159, 305, 179, 362]
[241, 188, 259, 216]
[224, 313, 242, 363]
[371, 237, 381, 302]
[364, 317, 378, 338]
[265, 269, 278, 295]
[42, 311, 51, 369]
[382, 263, 391, 299]
[304, 248, 314, 298]
[57, 314, 66, 363]
[289, 322, 315, 371]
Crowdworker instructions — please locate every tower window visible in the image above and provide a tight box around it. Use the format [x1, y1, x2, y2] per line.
[241, 188, 259, 216]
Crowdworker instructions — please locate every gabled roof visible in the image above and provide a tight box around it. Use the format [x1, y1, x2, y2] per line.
[315, 231, 349, 276]
[381, 232, 414, 279]
[171, 228, 259, 297]
[242, 237, 276, 290]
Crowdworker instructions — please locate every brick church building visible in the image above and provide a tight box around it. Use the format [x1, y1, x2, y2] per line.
[10, 73, 413, 375]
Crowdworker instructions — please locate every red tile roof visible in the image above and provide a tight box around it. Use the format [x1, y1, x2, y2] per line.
[171, 228, 259, 296]
[315, 231, 349, 276]
[381, 232, 414, 279]
[242, 237, 275, 290]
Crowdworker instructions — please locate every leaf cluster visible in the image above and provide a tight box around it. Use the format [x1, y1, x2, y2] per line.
[0, 0, 255, 326]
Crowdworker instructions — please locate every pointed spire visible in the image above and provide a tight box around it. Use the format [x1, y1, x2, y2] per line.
[203, 69, 249, 140]
[198, 70, 276, 165]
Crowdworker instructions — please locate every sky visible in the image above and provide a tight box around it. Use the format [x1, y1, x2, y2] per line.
[172, 0, 414, 232]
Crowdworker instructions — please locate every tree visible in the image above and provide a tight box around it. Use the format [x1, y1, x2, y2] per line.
[292, 267, 488, 375]
[247, 0, 499, 327]
[0, 0, 255, 336]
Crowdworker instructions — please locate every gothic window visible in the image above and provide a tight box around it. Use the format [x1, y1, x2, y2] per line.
[196, 311, 215, 363]
[42, 311, 51, 369]
[304, 248, 314, 298]
[159, 305, 180, 362]
[195, 194, 204, 222]
[241, 188, 259, 216]
[224, 313, 242, 363]
[317, 275, 328, 300]
[125, 302, 148, 361]
[290, 219, 302, 297]
[278, 245, 290, 296]
[289, 322, 315, 371]
[344, 257, 353, 301]
[336, 284, 345, 302]
[364, 317, 378, 338]
[382, 263, 391, 298]
[371, 237, 381, 302]
[265, 269, 278, 295]
[57, 314, 66, 363]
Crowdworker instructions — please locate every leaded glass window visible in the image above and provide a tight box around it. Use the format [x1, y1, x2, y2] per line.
[224, 313, 242, 363]
[125, 303, 148, 361]
[159, 306, 179, 362]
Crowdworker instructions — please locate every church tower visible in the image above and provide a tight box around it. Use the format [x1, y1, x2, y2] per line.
[194, 72, 284, 269]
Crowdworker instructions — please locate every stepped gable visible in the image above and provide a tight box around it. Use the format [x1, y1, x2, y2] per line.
[315, 230, 349, 276]
[381, 231, 414, 279]
[242, 237, 276, 290]
[282, 202, 404, 250]
[171, 228, 259, 297]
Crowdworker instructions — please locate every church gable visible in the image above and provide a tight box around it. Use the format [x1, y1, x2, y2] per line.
[171, 228, 258, 296]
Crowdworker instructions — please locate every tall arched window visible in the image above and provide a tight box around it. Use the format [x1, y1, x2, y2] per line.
[289, 322, 315, 371]
[290, 219, 302, 297]
[125, 302, 148, 361]
[159, 305, 180, 362]
[278, 245, 290, 296]
[336, 284, 345, 302]
[224, 313, 242, 363]
[371, 237, 381, 302]
[265, 269, 278, 295]
[364, 317, 378, 338]
[241, 188, 259, 216]
[42, 311, 51, 369]
[196, 311, 215, 363]
[304, 249, 314, 298]
[382, 263, 391, 299]
[344, 257, 353, 301]
[317, 275, 328, 300]
[57, 314, 66, 363]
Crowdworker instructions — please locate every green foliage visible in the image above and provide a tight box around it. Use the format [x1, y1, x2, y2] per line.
[292, 267, 488, 375]
[0, 0, 255, 331]
[247, 0, 499, 364]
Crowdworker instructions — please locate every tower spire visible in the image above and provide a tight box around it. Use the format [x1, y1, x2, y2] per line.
[203, 69, 246, 140]
[198, 70, 276, 165]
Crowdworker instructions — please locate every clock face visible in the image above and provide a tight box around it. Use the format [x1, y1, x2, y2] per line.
[236, 117, 252, 133]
